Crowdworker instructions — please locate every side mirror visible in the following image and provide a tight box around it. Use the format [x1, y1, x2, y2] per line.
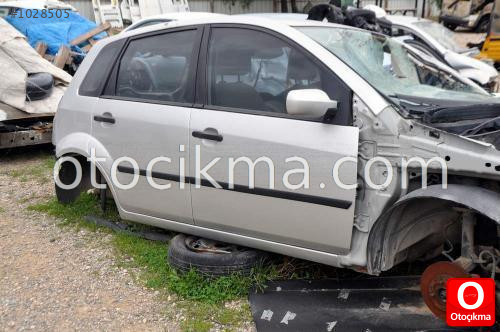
[286, 89, 338, 121]
[26, 73, 54, 101]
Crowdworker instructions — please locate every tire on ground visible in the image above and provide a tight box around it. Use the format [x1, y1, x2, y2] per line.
[55, 155, 92, 204]
[167, 234, 268, 276]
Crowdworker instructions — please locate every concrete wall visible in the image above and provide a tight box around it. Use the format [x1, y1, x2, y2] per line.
[63, 0, 96, 21]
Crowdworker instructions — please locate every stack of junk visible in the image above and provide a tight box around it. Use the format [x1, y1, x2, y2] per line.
[0, 8, 111, 149]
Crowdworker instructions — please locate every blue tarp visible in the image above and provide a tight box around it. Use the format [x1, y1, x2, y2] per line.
[5, 9, 106, 56]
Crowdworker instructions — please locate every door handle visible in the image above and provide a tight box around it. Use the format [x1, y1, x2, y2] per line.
[192, 130, 223, 142]
[94, 115, 115, 124]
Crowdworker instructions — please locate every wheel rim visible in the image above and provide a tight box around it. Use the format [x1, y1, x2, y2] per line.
[420, 261, 469, 321]
[184, 236, 244, 254]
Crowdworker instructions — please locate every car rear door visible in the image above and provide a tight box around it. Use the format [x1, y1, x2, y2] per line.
[189, 26, 359, 254]
[90, 27, 202, 224]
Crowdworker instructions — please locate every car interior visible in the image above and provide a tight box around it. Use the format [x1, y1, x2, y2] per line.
[208, 40, 322, 113]
[116, 30, 195, 103]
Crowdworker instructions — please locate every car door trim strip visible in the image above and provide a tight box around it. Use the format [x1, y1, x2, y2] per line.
[117, 165, 352, 209]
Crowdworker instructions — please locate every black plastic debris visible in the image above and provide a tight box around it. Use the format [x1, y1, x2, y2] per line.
[84, 215, 172, 242]
[249, 276, 477, 331]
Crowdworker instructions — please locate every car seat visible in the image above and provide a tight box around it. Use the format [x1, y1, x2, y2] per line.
[212, 48, 268, 111]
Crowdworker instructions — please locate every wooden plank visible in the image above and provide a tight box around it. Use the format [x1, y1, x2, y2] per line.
[53, 45, 70, 69]
[66, 54, 73, 65]
[70, 22, 111, 47]
[34, 42, 48, 56]
[81, 44, 92, 53]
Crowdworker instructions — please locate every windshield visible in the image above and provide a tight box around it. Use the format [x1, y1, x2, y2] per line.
[413, 20, 467, 53]
[297, 26, 495, 107]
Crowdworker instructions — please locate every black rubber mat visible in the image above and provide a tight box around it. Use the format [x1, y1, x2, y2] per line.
[249, 276, 476, 332]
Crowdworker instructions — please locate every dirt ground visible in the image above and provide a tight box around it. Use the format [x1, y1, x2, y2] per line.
[0, 148, 179, 331]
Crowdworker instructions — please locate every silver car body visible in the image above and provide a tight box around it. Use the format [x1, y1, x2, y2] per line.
[386, 15, 498, 86]
[122, 11, 226, 32]
[54, 16, 500, 274]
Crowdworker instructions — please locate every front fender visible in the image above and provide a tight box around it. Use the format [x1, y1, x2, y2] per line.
[398, 185, 500, 223]
[367, 184, 500, 274]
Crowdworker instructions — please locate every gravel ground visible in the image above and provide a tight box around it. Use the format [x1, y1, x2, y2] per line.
[0, 149, 179, 331]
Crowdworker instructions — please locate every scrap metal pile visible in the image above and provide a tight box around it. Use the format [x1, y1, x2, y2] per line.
[0, 19, 71, 114]
[307, 1, 392, 34]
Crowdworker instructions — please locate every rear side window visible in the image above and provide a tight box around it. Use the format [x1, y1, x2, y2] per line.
[79, 39, 125, 97]
[115, 29, 197, 104]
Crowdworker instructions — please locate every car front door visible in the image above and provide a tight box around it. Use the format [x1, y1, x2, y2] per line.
[91, 27, 202, 224]
[189, 26, 359, 254]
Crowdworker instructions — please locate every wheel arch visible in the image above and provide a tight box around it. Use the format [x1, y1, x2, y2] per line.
[367, 184, 500, 275]
[54, 134, 122, 212]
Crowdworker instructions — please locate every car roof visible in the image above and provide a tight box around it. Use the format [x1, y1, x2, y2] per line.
[123, 11, 226, 32]
[134, 11, 226, 22]
[120, 15, 354, 39]
[236, 13, 308, 20]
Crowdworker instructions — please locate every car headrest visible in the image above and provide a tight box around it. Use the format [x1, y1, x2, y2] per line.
[213, 48, 253, 75]
[287, 50, 318, 81]
[254, 47, 285, 60]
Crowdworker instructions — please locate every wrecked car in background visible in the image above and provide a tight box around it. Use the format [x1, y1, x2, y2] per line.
[53, 16, 499, 320]
[0, 18, 71, 149]
[386, 14, 499, 91]
[439, 0, 493, 32]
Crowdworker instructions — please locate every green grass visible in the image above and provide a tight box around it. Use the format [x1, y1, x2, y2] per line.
[28, 192, 282, 330]
[28, 193, 112, 228]
[7, 153, 55, 184]
[179, 301, 252, 331]
[0, 206, 5, 213]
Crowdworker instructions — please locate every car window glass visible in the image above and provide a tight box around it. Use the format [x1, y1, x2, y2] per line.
[80, 39, 125, 97]
[116, 29, 196, 103]
[207, 28, 322, 113]
[299, 26, 489, 102]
